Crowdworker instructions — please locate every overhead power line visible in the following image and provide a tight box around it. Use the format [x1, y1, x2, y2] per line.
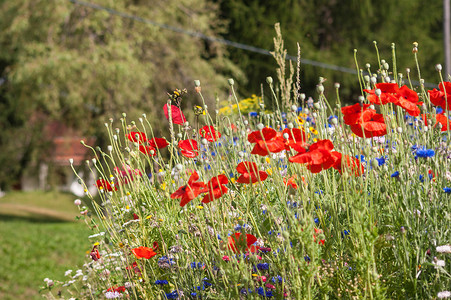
[67, 0, 435, 88]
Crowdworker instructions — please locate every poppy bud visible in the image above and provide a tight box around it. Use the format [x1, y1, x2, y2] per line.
[287, 122, 294, 129]
[316, 84, 324, 94]
[300, 93, 306, 101]
[364, 75, 370, 82]
[266, 76, 273, 84]
[313, 103, 321, 110]
[243, 120, 248, 125]
[371, 159, 378, 169]
[257, 123, 264, 130]
[358, 96, 365, 103]
[370, 76, 377, 84]
[331, 118, 338, 125]
[334, 82, 340, 89]
[228, 78, 235, 86]
[291, 105, 297, 111]
[365, 63, 371, 69]
[194, 80, 201, 87]
[385, 76, 390, 83]
[375, 89, 382, 97]
[383, 63, 389, 71]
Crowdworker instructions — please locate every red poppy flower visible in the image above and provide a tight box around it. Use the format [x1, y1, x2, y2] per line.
[131, 246, 157, 259]
[227, 233, 258, 253]
[434, 114, 451, 131]
[202, 174, 228, 204]
[341, 103, 372, 125]
[364, 83, 399, 105]
[313, 228, 325, 245]
[331, 151, 364, 176]
[236, 161, 268, 184]
[171, 171, 206, 207]
[114, 164, 142, 184]
[163, 104, 187, 125]
[342, 104, 387, 138]
[107, 286, 126, 293]
[429, 82, 451, 110]
[95, 179, 117, 192]
[199, 126, 221, 142]
[364, 84, 421, 116]
[283, 175, 298, 189]
[127, 131, 147, 144]
[288, 139, 336, 173]
[139, 145, 157, 156]
[148, 137, 169, 149]
[282, 128, 307, 151]
[178, 139, 199, 158]
[248, 127, 285, 156]
[349, 110, 387, 138]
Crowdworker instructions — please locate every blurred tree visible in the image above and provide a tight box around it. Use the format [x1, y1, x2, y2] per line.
[0, 0, 244, 190]
[217, 0, 443, 101]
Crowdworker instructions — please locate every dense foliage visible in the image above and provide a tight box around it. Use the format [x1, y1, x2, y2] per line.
[43, 46, 450, 298]
[0, 0, 243, 189]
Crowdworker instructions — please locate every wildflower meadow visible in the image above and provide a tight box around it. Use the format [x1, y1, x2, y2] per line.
[42, 36, 451, 299]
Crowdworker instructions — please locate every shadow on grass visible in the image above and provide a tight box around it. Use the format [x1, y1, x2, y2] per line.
[0, 213, 73, 223]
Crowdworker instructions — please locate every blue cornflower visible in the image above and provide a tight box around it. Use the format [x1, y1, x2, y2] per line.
[375, 156, 386, 166]
[202, 278, 212, 287]
[356, 154, 366, 163]
[234, 224, 242, 231]
[272, 275, 283, 283]
[304, 256, 311, 262]
[391, 171, 400, 178]
[341, 230, 350, 238]
[314, 218, 319, 225]
[191, 292, 197, 297]
[444, 187, 451, 193]
[165, 291, 178, 299]
[249, 112, 258, 117]
[257, 287, 273, 297]
[419, 175, 425, 183]
[416, 148, 435, 158]
[155, 280, 168, 285]
[257, 263, 269, 270]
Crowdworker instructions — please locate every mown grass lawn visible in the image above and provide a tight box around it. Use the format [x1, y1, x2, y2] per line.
[0, 191, 93, 300]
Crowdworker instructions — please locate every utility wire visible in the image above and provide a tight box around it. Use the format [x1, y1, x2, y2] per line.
[67, 0, 436, 88]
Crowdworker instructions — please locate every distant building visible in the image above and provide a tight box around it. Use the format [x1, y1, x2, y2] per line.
[21, 121, 98, 196]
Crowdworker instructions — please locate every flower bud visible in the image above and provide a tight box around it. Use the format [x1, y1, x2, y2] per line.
[334, 82, 340, 89]
[358, 95, 365, 103]
[291, 105, 297, 111]
[176, 133, 183, 138]
[436, 64, 443, 72]
[283, 133, 289, 139]
[107, 145, 113, 152]
[331, 118, 338, 125]
[257, 123, 265, 130]
[300, 93, 306, 101]
[287, 122, 294, 129]
[383, 63, 389, 71]
[316, 84, 324, 94]
[228, 78, 234, 86]
[385, 76, 390, 83]
[69, 158, 74, 164]
[194, 80, 201, 87]
[371, 159, 378, 169]
[313, 102, 321, 110]
[370, 76, 377, 84]
[266, 76, 273, 84]
[375, 89, 382, 97]
[365, 63, 371, 69]
[364, 75, 370, 82]
[397, 127, 403, 133]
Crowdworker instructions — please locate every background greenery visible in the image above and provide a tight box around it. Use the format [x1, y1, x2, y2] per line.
[0, 191, 92, 300]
